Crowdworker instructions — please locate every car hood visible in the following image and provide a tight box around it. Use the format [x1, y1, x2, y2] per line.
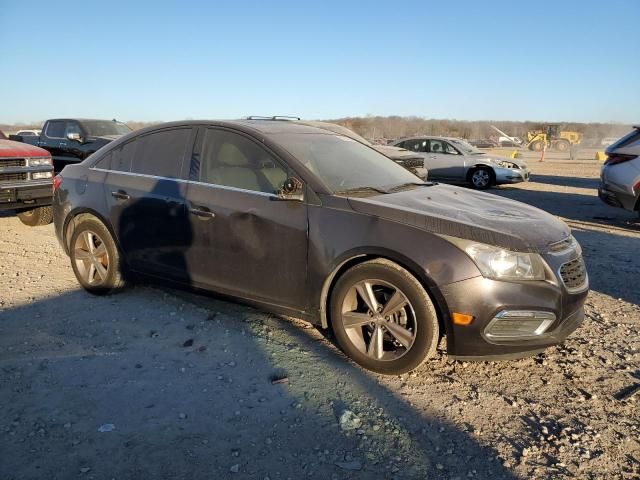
[347, 184, 569, 252]
[0, 139, 50, 157]
[480, 154, 528, 169]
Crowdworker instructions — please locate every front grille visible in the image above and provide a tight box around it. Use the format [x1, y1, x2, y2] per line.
[0, 158, 26, 168]
[559, 257, 588, 291]
[0, 172, 28, 183]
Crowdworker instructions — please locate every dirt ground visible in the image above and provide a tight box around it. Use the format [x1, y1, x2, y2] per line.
[1, 159, 639, 480]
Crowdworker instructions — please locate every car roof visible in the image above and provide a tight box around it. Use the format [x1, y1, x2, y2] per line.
[131, 119, 340, 138]
[45, 118, 129, 124]
[396, 135, 460, 142]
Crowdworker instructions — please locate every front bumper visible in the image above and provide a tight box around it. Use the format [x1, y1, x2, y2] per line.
[440, 274, 588, 360]
[495, 167, 530, 184]
[0, 182, 52, 212]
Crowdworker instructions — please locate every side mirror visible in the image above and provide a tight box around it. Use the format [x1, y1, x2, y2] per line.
[67, 132, 82, 142]
[277, 177, 304, 202]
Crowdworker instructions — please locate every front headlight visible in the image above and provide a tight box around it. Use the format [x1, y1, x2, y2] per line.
[447, 237, 547, 281]
[28, 157, 52, 167]
[497, 160, 518, 169]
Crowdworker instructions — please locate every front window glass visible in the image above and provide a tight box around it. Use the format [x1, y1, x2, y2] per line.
[191, 129, 288, 194]
[449, 138, 483, 155]
[82, 120, 132, 137]
[65, 122, 81, 137]
[276, 133, 421, 193]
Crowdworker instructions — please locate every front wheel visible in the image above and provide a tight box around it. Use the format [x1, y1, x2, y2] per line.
[69, 217, 126, 295]
[469, 167, 494, 190]
[17, 206, 53, 226]
[330, 259, 439, 375]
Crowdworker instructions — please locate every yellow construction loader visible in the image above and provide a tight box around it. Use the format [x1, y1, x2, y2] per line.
[526, 124, 582, 152]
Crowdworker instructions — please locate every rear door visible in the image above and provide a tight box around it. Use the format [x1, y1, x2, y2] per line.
[97, 127, 195, 280]
[184, 127, 308, 309]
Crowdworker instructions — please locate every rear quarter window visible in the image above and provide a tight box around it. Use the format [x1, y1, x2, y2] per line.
[94, 140, 137, 172]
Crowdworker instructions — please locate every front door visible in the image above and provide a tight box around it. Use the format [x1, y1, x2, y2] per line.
[184, 127, 308, 309]
[424, 139, 465, 180]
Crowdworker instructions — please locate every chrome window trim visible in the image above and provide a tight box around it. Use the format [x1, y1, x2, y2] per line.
[90, 167, 279, 199]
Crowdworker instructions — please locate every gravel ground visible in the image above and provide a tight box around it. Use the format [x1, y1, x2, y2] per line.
[1, 159, 638, 480]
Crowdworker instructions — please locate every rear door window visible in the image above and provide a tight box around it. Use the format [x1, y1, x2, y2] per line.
[132, 128, 192, 178]
[44, 121, 66, 138]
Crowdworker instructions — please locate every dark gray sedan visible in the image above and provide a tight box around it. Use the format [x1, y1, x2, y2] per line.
[53, 119, 587, 374]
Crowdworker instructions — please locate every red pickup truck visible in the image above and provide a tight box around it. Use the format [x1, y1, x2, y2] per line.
[0, 130, 54, 226]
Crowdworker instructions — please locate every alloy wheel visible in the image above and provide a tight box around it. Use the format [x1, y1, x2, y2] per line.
[340, 279, 417, 361]
[472, 169, 490, 188]
[74, 230, 109, 286]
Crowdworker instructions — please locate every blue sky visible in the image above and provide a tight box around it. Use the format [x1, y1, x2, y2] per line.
[1, 0, 638, 124]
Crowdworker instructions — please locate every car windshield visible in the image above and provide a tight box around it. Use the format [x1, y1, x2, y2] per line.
[0, 130, 6, 140]
[450, 138, 483, 155]
[82, 120, 132, 137]
[276, 133, 423, 193]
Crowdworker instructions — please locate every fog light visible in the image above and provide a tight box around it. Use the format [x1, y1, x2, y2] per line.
[484, 310, 555, 340]
[32, 171, 52, 179]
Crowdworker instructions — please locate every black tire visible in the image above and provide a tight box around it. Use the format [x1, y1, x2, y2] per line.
[329, 259, 439, 375]
[468, 167, 494, 190]
[68, 217, 126, 295]
[554, 140, 570, 152]
[529, 140, 544, 152]
[17, 206, 53, 227]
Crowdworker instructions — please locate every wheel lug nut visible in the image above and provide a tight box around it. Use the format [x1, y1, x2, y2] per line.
[368, 311, 374, 317]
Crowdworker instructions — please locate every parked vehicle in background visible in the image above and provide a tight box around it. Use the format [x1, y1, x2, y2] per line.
[0, 136, 54, 226]
[15, 129, 41, 138]
[393, 136, 529, 189]
[278, 119, 428, 179]
[600, 136, 619, 147]
[11, 119, 131, 172]
[598, 126, 640, 216]
[526, 124, 583, 152]
[468, 139, 497, 148]
[53, 119, 587, 374]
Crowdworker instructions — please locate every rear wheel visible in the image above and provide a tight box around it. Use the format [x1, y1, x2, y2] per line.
[17, 206, 53, 227]
[330, 259, 439, 375]
[469, 167, 494, 190]
[69, 218, 126, 295]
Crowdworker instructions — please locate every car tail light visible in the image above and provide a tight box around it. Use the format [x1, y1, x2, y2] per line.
[53, 174, 63, 192]
[604, 153, 638, 166]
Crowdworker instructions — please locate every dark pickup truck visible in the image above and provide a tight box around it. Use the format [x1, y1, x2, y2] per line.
[11, 118, 132, 172]
[0, 130, 54, 226]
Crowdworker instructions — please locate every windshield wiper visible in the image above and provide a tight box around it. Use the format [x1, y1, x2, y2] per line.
[387, 182, 435, 193]
[334, 186, 389, 195]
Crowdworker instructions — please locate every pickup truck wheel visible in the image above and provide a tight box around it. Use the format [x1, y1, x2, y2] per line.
[69, 218, 125, 295]
[17, 206, 53, 227]
[330, 259, 439, 375]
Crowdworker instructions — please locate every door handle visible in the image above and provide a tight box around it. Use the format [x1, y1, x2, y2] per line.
[111, 190, 130, 201]
[189, 207, 215, 218]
